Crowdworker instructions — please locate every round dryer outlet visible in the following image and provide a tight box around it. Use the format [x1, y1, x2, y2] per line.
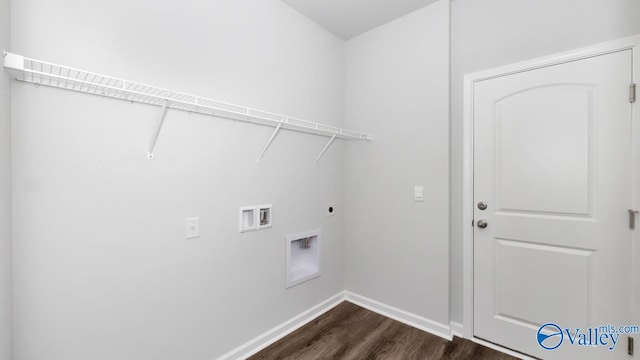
[326, 203, 336, 217]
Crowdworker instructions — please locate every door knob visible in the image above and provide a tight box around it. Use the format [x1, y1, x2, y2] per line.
[477, 219, 488, 229]
[477, 201, 488, 210]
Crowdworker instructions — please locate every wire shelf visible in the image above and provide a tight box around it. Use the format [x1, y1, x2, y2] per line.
[3, 51, 373, 143]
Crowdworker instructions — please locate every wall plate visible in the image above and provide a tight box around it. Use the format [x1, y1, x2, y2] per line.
[257, 205, 272, 229]
[286, 229, 321, 288]
[186, 217, 200, 239]
[239, 205, 272, 232]
[239, 207, 256, 233]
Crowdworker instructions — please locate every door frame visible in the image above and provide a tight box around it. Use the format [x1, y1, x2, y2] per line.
[462, 34, 640, 344]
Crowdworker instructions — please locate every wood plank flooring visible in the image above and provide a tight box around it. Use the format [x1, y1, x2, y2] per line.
[249, 302, 520, 360]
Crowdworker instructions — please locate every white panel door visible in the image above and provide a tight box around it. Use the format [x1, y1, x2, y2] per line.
[474, 50, 633, 359]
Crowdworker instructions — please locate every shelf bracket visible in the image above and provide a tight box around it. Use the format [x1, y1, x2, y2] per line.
[314, 133, 337, 165]
[148, 100, 169, 159]
[257, 123, 282, 163]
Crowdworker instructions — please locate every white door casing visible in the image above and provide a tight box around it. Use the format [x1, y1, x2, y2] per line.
[463, 35, 640, 360]
[633, 38, 640, 356]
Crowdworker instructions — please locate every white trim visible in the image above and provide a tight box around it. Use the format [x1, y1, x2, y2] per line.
[462, 67, 475, 340]
[344, 291, 452, 340]
[462, 33, 640, 346]
[215, 292, 346, 360]
[216, 290, 529, 360]
[632, 30, 640, 336]
[449, 321, 464, 338]
[471, 338, 537, 360]
[464, 34, 640, 83]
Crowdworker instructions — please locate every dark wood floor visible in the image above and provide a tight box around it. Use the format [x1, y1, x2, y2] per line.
[249, 302, 520, 360]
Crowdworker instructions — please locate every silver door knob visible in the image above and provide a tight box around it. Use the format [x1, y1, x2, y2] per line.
[477, 201, 488, 210]
[477, 219, 488, 229]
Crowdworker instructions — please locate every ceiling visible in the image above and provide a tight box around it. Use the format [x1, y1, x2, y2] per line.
[281, 0, 440, 40]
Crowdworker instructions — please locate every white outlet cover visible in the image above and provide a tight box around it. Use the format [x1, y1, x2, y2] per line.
[414, 186, 424, 202]
[186, 217, 200, 239]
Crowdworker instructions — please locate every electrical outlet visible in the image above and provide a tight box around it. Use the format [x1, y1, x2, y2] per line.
[186, 217, 200, 239]
[414, 186, 424, 202]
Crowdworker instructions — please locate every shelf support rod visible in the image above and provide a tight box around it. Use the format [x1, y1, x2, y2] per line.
[148, 100, 169, 159]
[257, 123, 282, 163]
[313, 133, 337, 165]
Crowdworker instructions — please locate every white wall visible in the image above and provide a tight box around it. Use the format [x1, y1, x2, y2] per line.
[13, 0, 638, 355]
[449, 0, 640, 324]
[0, 0, 12, 358]
[344, 0, 450, 326]
[10, 1, 347, 359]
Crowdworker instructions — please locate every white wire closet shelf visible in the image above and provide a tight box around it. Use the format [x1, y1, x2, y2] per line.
[3, 51, 372, 161]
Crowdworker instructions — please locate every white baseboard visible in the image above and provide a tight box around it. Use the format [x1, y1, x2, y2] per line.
[471, 337, 536, 360]
[344, 291, 452, 341]
[215, 292, 346, 360]
[449, 321, 464, 338]
[216, 291, 463, 360]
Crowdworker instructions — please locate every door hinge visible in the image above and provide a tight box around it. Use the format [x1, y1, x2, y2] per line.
[631, 84, 636, 103]
[629, 210, 639, 229]
[629, 336, 634, 356]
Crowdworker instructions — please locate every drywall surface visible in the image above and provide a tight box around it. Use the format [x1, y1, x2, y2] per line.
[10, 1, 346, 359]
[0, 0, 12, 358]
[449, 0, 640, 325]
[344, 0, 450, 326]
